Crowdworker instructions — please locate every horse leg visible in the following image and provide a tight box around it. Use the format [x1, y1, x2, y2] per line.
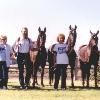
[80, 61, 85, 87]
[49, 66, 54, 86]
[41, 67, 45, 87]
[86, 64, 90, 88]
[49, 65, 52, 86]
[81, 70, 85, 87]
[86, 73, 89, 88]
[70, 65, 74, 87]
[32, 65, 38, 88]
[81, 65, 85, 87]
[51, 67, 54, 84]
[94, 65, 98, 88]
[35, 76, 38, 85]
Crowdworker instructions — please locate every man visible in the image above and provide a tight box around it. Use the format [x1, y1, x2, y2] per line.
[13, 27, 33, 89]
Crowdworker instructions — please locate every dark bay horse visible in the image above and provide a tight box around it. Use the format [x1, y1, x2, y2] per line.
[32, 27, 47, 87]
[79, 30, 99, 87]
[66, 25, 77, 87]
[48, 44, 56, 85]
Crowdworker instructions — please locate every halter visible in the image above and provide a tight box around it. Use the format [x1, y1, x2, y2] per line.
[37, 27, 46, 50]
[67, 25, 77, 52]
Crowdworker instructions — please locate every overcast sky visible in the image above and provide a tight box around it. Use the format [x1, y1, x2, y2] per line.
[0, 0, 100, 50]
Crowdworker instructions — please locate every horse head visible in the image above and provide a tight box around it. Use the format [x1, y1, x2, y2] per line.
[67, 25, 77, 50]
[79, 30, 99, 63]
[37, 27, 46, 47]
[89, 30, 99, 46]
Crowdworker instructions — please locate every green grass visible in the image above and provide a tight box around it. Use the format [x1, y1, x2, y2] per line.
[0, 79, 100, 100]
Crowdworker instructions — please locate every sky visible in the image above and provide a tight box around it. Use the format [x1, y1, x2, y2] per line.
[0, 0, 100, 50]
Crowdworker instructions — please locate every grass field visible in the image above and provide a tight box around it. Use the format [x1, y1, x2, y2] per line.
[0, 78, 100, 100]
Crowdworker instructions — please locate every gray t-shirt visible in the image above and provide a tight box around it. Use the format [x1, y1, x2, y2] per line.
[0, 44, 6, 61]
[53, 43, 69, 64]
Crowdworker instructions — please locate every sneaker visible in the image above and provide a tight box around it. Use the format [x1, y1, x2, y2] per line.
[3, 86, 7, 90]
[20, 86, 25, 89]
[54, 88, 58, 91]
[61, 88, 66, 91]
[61, 87, 66, 91]
[25, 86, 29, 90]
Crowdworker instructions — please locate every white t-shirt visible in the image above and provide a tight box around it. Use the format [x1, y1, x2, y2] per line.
[53, 43, 69, 64]
[13, 37, 33, 53]
[5, 44, 13, 67]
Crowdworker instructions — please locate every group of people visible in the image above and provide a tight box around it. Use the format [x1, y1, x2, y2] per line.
[0, 26, 99, 90]
[0, 27, 33, 89]
[0, 27, 70, 90]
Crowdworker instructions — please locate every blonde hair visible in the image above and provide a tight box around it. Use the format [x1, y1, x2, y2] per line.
[21, 27, 28, 33]
[57, 33, 65, 42]
[0, 34, 7, 40]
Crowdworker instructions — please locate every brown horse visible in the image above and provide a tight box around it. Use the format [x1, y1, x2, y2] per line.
[79, 30, 99, 87]
[66, 25, 77, 87]
[32, 27, 47, 87]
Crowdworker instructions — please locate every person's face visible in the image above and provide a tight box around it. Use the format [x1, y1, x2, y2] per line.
[59, 36, 64, 43]
[21, 28, 28, 38]
[1, 38, 7, 44]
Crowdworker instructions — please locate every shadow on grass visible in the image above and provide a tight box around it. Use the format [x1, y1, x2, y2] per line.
[7, 84, 100, 91]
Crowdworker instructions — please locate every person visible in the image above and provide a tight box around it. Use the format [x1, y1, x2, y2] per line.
[0, 35, 8, 89]
[13, 27, 33, 89]
[0, 35, 13, 89]
[53, 33, 69, 90]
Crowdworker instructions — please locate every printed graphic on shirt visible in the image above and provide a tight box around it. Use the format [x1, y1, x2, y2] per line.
[0, 46, 5, 53]
[58, 47, 66, 54]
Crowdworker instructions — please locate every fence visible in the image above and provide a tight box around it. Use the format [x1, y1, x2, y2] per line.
[9, 58, 100, 82]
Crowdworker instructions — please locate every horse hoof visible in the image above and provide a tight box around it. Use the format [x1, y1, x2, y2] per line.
[49, 82, 52, 86]
[36, 82, 39, 85]
[86, 85, 89, 88]
[71, 83, 74, 87]
[41, 84, 45, 87]
[32, 83, 35, 88]
[95, 85, 98, 88]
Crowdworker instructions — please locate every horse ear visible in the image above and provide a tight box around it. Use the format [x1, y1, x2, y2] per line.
[44, 27, 46, 33]
[75, 25, 77, 30]
[90, 30, 93, 35]
[96, 30, 99, 35]
[38, 27, 41, 32]
[69, 25, 71, 30]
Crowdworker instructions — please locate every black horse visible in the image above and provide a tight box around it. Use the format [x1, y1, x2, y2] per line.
[32, 27, 47, 87]
[79, 30, 99, 87]
[89, 31, 99, 87]
[48, 44, 56, 85]
[66, 25, 77, 87]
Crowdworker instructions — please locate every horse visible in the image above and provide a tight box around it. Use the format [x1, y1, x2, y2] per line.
[78, 30, 99, 87]
[66, 25, 77, 87]
[47, 44, 56, 86]
[32, 27, 47, 87]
